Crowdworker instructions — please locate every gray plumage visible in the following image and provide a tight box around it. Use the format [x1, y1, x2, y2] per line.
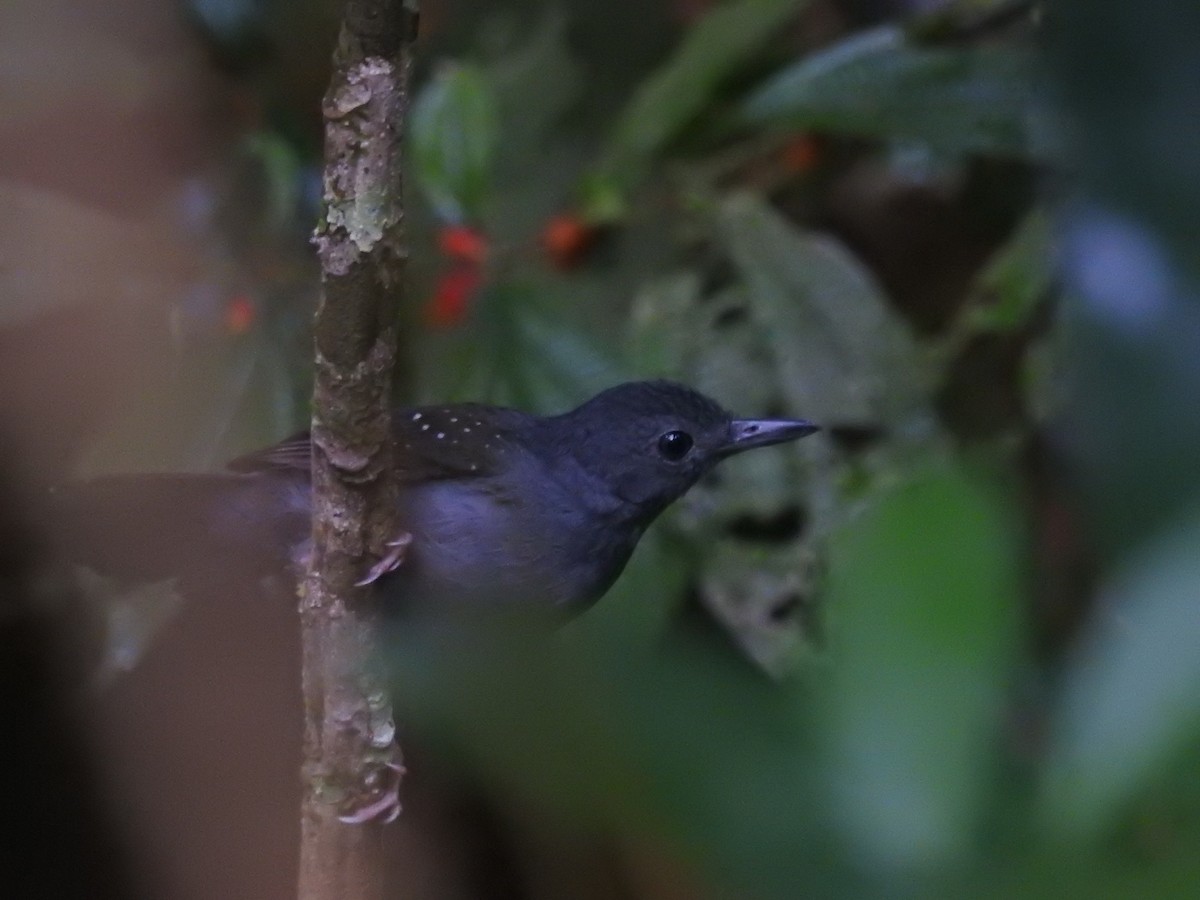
[50, 381, 818, 614]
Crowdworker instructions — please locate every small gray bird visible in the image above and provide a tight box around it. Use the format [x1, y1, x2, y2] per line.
[50, 381, 818, 613]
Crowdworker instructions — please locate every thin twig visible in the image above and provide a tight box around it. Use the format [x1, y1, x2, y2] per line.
[298, 3, 416, 898]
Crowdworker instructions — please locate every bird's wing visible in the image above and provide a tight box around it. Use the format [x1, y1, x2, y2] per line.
[226, 403, 530, 483]
[226, 433, 313, 473]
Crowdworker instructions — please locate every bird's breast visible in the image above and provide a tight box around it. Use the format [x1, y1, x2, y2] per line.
[385, 478, 635, 612]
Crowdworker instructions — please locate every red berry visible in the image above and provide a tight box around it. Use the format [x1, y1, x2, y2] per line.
[423, 265, 482, 329]
[671, 0, 716, 23]
[438, 225, 488, 264]
[225, 295, 256, 335]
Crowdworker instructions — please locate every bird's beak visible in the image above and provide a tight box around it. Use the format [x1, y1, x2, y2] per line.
[722, 418, 820, 455]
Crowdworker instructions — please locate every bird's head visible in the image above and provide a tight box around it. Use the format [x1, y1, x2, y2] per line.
[545, 381, 819, 524]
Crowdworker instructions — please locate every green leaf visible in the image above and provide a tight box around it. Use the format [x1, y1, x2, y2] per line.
[693, 540, 823, 679]
[964, 210, 1055, 333]
[411, 63, 499, 223]
[1040, 506, 1200, 841]
[821, 465, 1022, 869]
[717, 192, 929, 425]
[596, 0, 807, 191]
[577, 172, 629, 225]
[742, 25, 1053, 159]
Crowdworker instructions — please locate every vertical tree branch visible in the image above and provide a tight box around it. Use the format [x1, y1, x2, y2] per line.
[300, 2, 415, 898]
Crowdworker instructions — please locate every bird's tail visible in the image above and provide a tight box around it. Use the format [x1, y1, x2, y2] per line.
[42, 473, 306, 592]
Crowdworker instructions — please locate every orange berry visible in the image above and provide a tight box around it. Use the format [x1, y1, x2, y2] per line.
[780, 134, 822, 174]
[541, 213, 598, 270]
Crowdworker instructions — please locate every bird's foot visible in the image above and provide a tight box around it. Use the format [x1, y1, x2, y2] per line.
[337, 755, 406, 825]
[355, 533, 412, 587]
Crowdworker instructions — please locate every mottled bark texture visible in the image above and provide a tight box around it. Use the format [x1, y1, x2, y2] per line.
[299, 2, 415, 899]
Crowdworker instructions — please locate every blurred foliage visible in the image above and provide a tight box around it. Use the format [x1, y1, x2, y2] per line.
[592, 0, 807, 202]
[960, 209, 1053, 335]
[1040, 506, 1200, 842]
[7, 0, 1200, 896]
[823, 463, 1022, 870]
[412, 63, 500, 223]
[391, 0, 1200, 894]
[714, 191, 932, 426]
[741, 22, 1053, 159]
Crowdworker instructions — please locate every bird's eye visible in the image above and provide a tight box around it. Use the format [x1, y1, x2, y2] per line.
[657, 430, 694, 461]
